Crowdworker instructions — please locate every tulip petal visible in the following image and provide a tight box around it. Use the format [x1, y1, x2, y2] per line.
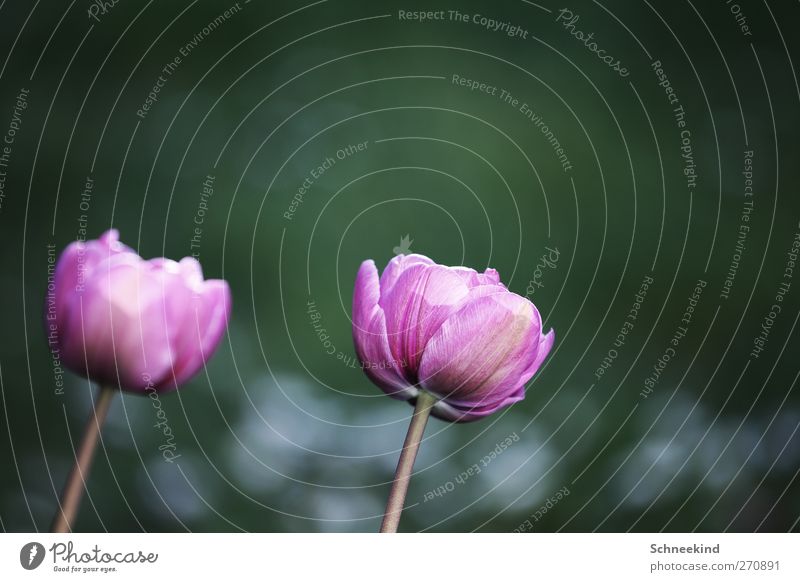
[51, 242, 83, 343]
[169, 279, 232, 389]
[453, 319, 553, 409]
[60, 256, 179, 390]
[418, 291, 540, 408]
[358, 308, 418, 400]
[52, 229, 131, 332]
[353, 260, 412, 396]
[177, 256, 205, 288]
[378, 253, 434, 300]
[447, 266, 503, 289]
[450, 267, 480, 287]
[520, 328, 555, 384]
[477, 268, 501, 286]
[380, 263, 471, 378]
[353, 260, 380, 335]
[429, 386, 525, 422]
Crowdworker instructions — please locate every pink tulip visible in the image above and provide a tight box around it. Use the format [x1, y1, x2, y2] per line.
[49, 229, 231, 393]
[353, 253, 554, 422]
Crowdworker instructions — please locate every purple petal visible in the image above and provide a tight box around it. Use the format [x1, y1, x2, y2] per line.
[352, 260, 412, 396]
[379, 263, 471, 378]
[520, 328, 555, 384]
[429, 386, 525, 422]
[60, 255, 183, 390]
[477, 268, 501, 286]
[449, 267, 480, 287]
[51, 242, 83, 343]
[353, 260, 380, 335]
[418, 290, 540, 409]
[177, 256, 205, 288]
[378, 254, 435, 300]
[357, 307, 417, 400]
[52, 229, 132, 331]
[63, 256, 170, 388]
[168, 279, 232, 389]
[447, 266, 503, 289]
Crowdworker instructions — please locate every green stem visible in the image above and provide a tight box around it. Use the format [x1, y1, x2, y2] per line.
[380, 390, 436, 533]
[51, 385, 115, 533]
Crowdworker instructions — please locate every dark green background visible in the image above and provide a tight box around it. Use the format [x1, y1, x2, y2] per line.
[0, 0, 798, 532]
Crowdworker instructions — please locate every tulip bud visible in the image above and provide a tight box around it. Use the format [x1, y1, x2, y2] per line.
[353, 254, 554, 422]
[49, 229, 231, 393]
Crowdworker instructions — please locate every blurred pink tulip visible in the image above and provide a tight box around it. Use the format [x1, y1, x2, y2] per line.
[353, 253, 554, 422]
[49, 229, 231, 393]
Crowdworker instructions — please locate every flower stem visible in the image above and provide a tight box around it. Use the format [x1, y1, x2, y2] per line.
[380, 390, 436, 533]
[51, 385, 115, 533]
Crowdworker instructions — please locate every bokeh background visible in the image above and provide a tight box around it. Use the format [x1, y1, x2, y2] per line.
[1, 0, 799, 532]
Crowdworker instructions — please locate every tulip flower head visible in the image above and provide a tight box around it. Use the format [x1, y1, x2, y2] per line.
[353, 254, 554, 422]
[49, 230, 231, 393]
